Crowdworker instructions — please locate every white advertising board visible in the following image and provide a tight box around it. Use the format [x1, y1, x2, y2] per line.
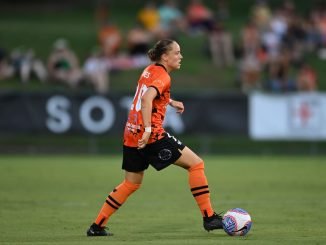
[249, 92, 326, 140]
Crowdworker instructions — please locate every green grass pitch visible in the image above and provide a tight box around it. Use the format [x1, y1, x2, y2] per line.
[0, 155, 325, 244]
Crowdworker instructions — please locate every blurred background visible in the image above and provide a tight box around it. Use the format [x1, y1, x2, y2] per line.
[1, 0, 326, 155]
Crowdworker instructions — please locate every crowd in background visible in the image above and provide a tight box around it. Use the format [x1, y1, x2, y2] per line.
[0, 0, 325, 94]
[233, 0, 322, 93]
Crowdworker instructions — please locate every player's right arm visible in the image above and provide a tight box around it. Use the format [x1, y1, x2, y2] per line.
[137, 87, 158, 149]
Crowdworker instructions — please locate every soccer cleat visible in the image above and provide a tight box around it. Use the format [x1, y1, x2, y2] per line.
[86, 223, 113, 236]
[203, 212, 224, 231]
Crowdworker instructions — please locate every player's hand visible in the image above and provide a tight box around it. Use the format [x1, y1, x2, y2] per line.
[170, 100, 184, 114]
[138, 132, 151, 149]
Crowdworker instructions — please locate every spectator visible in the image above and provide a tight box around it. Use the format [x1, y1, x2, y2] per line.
[9, 47, 47, 84]
[83, 48, 110, 94]
[261, 23, 282, 61]
[283, 15, 307, 66]
[137, 2, 162, 38]
[304, 18, 321, 53]
[186, 0, 215, 34]
[98, 21, 122, 58]
[266, 48, 296, 92]
[241, 20, 261, 56]
[296, 63, 317, 91]
[269, 8, 288, 40]
[20, 49, 47, 83]
[158, 0, 187, 38]
[251, 0, 272, 32]
[310, 1, 326, 59]
[239, 54, 262, 93]
[47, 39, 83, 88]
[126, 22, 153, 57]
[208, 22, 234, 67]
[0, 47, 14, 81]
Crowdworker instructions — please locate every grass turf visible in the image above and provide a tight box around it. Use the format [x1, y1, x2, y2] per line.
[0, 155, 325, 244]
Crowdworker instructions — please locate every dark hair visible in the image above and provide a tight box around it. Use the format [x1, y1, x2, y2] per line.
[147, 39, 175, 62]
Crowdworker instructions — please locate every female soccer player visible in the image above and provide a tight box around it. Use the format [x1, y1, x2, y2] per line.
[87, 39, 223, 236]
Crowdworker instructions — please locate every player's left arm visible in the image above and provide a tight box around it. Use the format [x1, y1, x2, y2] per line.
[169, 99, 184, 114]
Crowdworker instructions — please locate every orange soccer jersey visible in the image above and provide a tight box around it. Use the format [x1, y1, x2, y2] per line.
[123, 64, 171, 147]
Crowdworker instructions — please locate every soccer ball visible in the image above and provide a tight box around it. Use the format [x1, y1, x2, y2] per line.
[222, 208, 252, 236]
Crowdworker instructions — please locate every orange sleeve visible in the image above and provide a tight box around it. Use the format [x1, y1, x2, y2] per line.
[149, 73, 169, 96]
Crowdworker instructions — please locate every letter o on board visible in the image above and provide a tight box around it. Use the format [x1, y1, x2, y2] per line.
[80, 96, 115, 134]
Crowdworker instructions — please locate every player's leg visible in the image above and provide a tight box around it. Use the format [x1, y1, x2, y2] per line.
[87, 145, 149, 236]
[174, 146, 223, 231]
[174, 147, 213, 216]
[87, 171, 143, 236]
[94, 171, 143, 227]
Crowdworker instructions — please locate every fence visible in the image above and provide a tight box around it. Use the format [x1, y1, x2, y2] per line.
[1, 91, 325, 155]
